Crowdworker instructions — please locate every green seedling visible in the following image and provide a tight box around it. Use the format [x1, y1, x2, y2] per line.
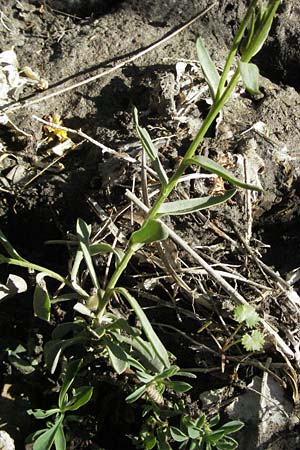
[170, 413, 244, 450]
[222, 304, 265, 354]
[134, 404, 243, 450]
[27, 359, 93, 450]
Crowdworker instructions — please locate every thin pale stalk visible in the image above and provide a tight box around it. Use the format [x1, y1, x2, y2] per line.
[0, 255, 89, 298]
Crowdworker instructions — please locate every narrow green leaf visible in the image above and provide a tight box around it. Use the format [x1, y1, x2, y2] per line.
[215, 436, 239, 450]
[209, 414, 220, 428]
[126, 384, 148, 403]
[54, 424, 66, 450]
[133, 107, 157, 161]
[33, 416, 64, 450]
[33, 276, 51, 322]
[196, 37, 220, 99]
[130, 219, 169, 250]
[167, 380, 192, 393]
[116, 287, 170, 369]
[188, 426, 202, 440]
[220, 421, 244, 434]
[152, 157, 169, 186]
[144, 435, 157, 450]
[76, 218, 100, 290]
[133, 107, 168, 185]
[59, 359, 82, 409]
[242, 1, 281, 60]
[188, 155, 262, 191]
[156, 366, 179, 379]
[105, 339, 128, 374]
[170, 427, 188, 443]
[0, 229, 24, 260]
[196, 414, 206, 429]
[51, 321, 85, 340]
[157, 190, 236, 216]
[239, 61, 260, 94]
[89, 242, 116, 255]
[65, 386, 93, 411]
[206, 429, 225, 443]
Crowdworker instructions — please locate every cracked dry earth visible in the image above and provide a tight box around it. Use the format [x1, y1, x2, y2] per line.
[0, 0, 300, 449]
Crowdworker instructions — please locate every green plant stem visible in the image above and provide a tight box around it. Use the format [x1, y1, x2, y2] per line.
[96, 244, 136, 319]
[95, 0, 281, 319]
[0, 255, 89, 298]
[96, 69, 242, 320]
[216, 0, 257, 100]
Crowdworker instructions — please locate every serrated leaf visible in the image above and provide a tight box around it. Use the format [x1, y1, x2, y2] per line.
[241, 330, 265, 352]
[157, 190, 236, 216]
[239, 61, 260, 95]
[170, 427, 188, 443]
[33, 276, 51, 322]
[188, 155, 262, 191]
[234, 304, 260, 328]
[196, 37, 220, 99]
[130, 219, 169, 250]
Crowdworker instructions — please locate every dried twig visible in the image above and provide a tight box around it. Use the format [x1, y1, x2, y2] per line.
[3, 4, 217, 114]
[126, 190, 295, 359]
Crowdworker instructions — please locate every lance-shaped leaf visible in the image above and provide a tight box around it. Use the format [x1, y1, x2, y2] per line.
[0, 228, 24, 260]
[157, 190, 236, 217]
[105, 338, 128, 374]
[239, 61, 259, 95]
[65, 386, 93, 411]
[196, 37, 220, 99]
[33, 273, 51, 322]
[59, 359, 82, 409]
[33, 415, 64, 450]
[187, 155, 263, 191]
[133, 107, 168, 186]
[115, 287, 170, 369]
[242, 0, 281, 60]
[76, 218, 100, 290]
[54, 424, 66, 450]
[130, 219, 169, 250]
